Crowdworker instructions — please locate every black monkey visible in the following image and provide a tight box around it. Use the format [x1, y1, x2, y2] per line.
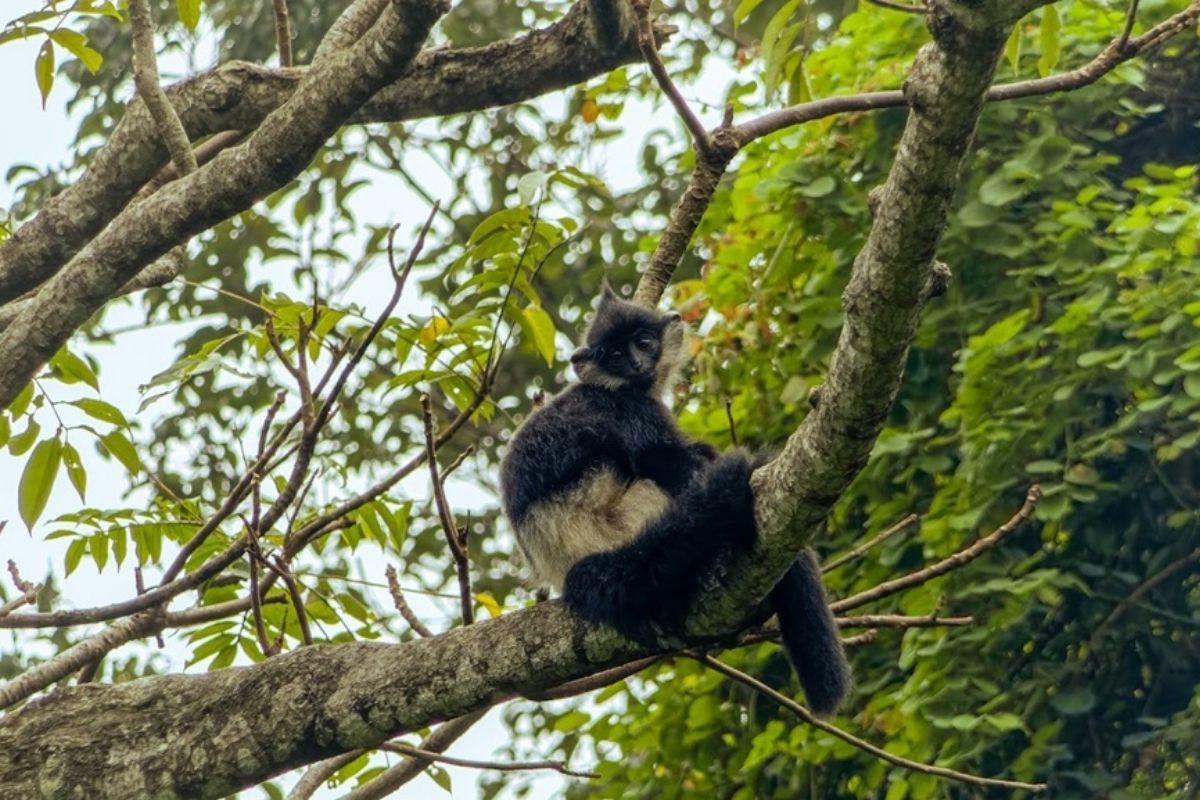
[499, 286, 850, 715]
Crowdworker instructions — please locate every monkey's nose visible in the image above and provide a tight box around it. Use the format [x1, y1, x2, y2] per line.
[570, 347, 591, 365]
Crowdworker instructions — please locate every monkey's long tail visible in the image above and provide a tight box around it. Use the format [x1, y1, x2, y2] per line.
[771, 549, 852, 716]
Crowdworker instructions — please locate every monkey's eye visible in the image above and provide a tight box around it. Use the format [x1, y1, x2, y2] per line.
[634, 336, 655, 349]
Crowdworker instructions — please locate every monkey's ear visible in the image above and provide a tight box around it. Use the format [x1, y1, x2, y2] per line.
[599, 281, 617, 305]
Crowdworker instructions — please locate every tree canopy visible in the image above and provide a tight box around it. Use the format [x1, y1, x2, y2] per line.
[1, 1, 1198, 798]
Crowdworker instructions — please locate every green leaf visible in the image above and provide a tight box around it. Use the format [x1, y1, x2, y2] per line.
[48, 29, 102, 73]
[88, 531, 109, 571]
[34, 39, 54, 109]
[68, 398, 127, 427]
[8, 382, 34, 417]
[100, 431, 142, 475]
[427, 765, 452, 793]
[1037, 6, 1060, 77]
[62, 442, 87, 501]
[65, 538, 87, 576]
[1004, 23, 1022, 74]
[9, 419, 40, 456]
[553, 709, 591, 733]
[1051, 687, 1096, 715]
[732, 0, 765, 28]
[517, 171, 547, 205]
[520, 305, 557, 365]
[19, 436, 62, 531]
[796, 175, 836, 198]
[51, 347, 99, 390]
[178, 0, 201, 30]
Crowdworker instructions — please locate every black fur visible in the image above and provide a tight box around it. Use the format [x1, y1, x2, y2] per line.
[499, 288, 851, 715]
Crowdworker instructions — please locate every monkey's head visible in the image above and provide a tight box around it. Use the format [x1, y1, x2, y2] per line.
[570, 284, 686, 395]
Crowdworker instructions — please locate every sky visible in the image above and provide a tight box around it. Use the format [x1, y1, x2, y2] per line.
[0, 5, 738, 798]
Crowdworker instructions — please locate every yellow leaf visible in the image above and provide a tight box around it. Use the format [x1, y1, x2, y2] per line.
[474, 592, 503, 619]
[419, 314, 450, 347]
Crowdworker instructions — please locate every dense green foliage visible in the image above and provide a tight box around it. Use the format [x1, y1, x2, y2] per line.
[2, 1, 1197, 797]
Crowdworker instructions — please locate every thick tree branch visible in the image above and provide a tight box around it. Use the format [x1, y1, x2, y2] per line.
[0, 605, 641, 799]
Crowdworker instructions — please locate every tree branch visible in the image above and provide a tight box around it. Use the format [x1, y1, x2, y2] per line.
[693, 652, 1047, 792]
[629, 0, 713, 158]
[343, 711, 487, 800]
[381, 741, 598, 779]
[831, 487, 1041, 614]
[128, 0, 197, 177]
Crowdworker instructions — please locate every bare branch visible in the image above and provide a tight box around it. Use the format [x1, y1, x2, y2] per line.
[1118, 0, 1141, 52]
[288, 750, 365, 800]
[629, 0, 713, 158]
[831, 487, 1041, 614]
[822, 513, 919, 573]
[386, 564, 435, 638]
[524, 656, 663, 701]
[273, 0, 294, 67]
[342, 711, 488, 800]
[1089, 547, 1200, 650]
[381, 741, 598, 779]
[421, 393, 473, 625]
[128, 0, 197, 176]
[865, 0, 927, 13]
[693, 653, 1047, 793]
[0, 610, 165, 710]
[0, 0, 651, 307]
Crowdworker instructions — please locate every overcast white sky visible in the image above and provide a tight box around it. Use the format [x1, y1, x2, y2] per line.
[0, 7, 738, 797]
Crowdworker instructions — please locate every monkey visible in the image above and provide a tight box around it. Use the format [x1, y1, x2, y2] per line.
[499, 285, 850, 715]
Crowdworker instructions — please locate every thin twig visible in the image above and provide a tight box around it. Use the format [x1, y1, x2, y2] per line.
[247, 528, 276, 656]
[441, 444, 475, 479]
[822, 513, 920, 573]
[289, 750, 366, 800]
[272, 0, 293, 67]
[865, 0, 927, 13]
[421, 393, 473, 625]
[342, 711, 488, 800]
[629, 0, 714, 158]
[693, 653, 1047, 793]
[385, 564, 434, 638]
[724, 396, 738, 446]
[1118, 0, 1141, 52]
[525, 656, 664, 701]
[381, 743, 598, 779]
[1089, 547, 1200, 650]
[831, 487, 1041, 614]
[272, 556, 314, 646]
[0, 560, 39, 619]
[841, 630, 877, 647]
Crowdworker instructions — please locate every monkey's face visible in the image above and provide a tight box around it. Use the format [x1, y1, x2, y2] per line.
[571, 286, 684, 393]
